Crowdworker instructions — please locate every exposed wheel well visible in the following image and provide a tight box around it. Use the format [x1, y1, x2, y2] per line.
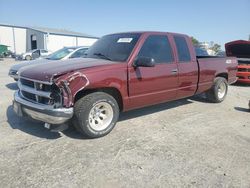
[74, 87, 123, 111]
[216, 73, 228, 80]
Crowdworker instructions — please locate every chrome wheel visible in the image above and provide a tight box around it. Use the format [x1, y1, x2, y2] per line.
[88, 102, 114, 131]
[218, 82, 226, 99]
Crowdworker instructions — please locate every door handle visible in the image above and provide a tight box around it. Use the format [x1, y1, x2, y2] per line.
[171, 69, 178, 74]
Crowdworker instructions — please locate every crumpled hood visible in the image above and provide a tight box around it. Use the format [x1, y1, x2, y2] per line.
[19, 58, 118, 82]
[10, 59, 52, 72]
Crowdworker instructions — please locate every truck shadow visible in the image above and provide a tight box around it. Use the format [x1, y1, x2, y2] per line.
[119, 98, 193, 121]
[231, 82, 250, 87]
[234, 107, 249, 113]
[6, 106, 62, 139]
[6, 96, 204, 140]
[6, 105, 95, 140]
[5, 82, 18, 90]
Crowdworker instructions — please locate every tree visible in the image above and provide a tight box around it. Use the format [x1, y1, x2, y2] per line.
[191, 37, 200, 46]
[210, 43, 221, 54]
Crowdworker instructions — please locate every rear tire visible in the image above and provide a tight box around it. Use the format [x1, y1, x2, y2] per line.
[206, 77, 228, 103]
[25, 55, 31, 60]
[72, 92, 119, 138]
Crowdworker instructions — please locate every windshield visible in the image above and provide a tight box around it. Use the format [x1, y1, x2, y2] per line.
[84, 33, 141, 62]
[46, 47, 76, 60]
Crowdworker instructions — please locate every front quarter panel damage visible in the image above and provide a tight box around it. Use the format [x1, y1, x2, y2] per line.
[54, 72, 89, 107]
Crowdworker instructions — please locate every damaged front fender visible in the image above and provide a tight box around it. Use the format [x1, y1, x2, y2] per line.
[54, 72, 89, 107]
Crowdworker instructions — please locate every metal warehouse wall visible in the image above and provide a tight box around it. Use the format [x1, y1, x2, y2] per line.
[46, 34, 97, 52]
[0, 26, 26, 54]
[77, 37, 97, 46]
[26, 29, 45, 51]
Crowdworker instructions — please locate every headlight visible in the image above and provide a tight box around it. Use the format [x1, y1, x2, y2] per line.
[9, 69, 18, 75]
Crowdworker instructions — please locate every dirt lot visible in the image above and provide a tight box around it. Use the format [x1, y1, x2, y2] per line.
[0, 58, 250, 187]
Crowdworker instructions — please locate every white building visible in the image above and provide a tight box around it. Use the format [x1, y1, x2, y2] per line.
[0, 23, 98, 54]
[199, 41, 216, 56]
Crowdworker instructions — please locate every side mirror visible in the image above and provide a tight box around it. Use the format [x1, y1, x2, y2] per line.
[133, 57, 155, 67]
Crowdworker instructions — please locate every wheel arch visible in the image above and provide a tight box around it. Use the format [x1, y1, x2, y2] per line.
[74, 87, 124, 111]
[215, 72, 228, 81]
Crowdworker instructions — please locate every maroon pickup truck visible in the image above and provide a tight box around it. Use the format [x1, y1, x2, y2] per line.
[13, 32, 238, 138]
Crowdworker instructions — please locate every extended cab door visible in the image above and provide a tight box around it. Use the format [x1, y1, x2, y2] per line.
[127, 34, 179, 109]
[172, 35, 199, 99]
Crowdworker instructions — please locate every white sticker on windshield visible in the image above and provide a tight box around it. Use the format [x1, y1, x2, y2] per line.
[117, 38, 133, 43]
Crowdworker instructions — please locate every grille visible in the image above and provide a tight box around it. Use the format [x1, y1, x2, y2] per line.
[21, 90, 36, 101]
[238, 68, 250, 72]
[18, 77, 61, 106]
[20, 78, 34, 88]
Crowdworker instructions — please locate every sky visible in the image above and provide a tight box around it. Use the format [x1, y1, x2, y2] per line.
[0, 0, 249, 48]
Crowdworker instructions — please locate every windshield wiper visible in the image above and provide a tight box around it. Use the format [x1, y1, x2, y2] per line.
[93, 53, 112, 61]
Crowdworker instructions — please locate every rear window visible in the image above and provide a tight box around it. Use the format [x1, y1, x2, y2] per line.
[174, 36, 191, 62]
[195, 47, 209, 57]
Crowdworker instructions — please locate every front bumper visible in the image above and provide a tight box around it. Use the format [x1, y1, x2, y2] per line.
[13, 91, 73, 124]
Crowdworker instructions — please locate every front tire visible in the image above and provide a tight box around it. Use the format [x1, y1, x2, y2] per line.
[72, 92, 119, 138]
[206, 77, 228, 103]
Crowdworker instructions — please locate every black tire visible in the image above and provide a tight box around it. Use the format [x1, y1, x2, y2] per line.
[72, 92, 119, 138]
[14, 78, 18, 81]
[25, 55, 31, 60]
[206, 77, 228, 103]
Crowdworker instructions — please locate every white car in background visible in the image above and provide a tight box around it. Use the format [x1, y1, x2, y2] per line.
[9, 46, 89, 80]
[17, 49, 50, 60]
[46, 46, 89, 60]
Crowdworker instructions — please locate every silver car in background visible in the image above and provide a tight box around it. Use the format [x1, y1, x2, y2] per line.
[16, 49, 51, 61]
[9, 46, 89, 81]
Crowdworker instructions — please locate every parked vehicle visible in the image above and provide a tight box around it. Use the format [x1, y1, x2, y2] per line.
[9, 46, 89, 81]
[16, 49, 50, 61]
[13, 32, 238, 138]
[216, 51, 226, 57]
[195, 47, 209, 57]
[225, 40, 250, 84]
[0, 44, 9, 58]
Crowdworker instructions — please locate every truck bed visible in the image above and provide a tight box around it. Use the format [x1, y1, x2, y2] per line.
[196, 57, 238, 94]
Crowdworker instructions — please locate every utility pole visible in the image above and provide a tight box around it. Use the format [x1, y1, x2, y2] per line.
[12, 27, 16, 53]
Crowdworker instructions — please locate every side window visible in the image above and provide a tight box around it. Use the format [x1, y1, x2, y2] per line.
[70, 48, 88, 58]
[174, 36, 191, 62]
[137, 35, 173, 64]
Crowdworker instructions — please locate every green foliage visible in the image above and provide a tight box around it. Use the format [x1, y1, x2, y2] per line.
[191, 37, 200, 46]
[210, 43, 221, 54]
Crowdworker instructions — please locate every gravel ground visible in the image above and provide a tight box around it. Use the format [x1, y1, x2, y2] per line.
[0, 58, 250, 188]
